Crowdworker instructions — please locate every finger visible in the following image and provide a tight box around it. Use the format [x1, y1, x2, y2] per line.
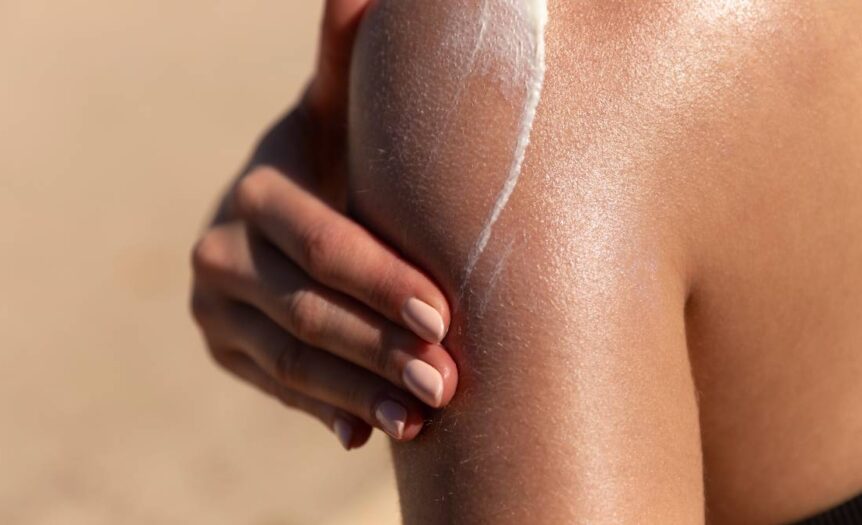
[215, 349, 372, 450]
[218, 301, 427, 441]
[192, 222, 458, 408]
[306, 0, 371, 118]
[233, 166, 451, 344]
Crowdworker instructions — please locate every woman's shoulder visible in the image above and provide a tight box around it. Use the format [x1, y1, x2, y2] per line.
[544, 0, 862, 260]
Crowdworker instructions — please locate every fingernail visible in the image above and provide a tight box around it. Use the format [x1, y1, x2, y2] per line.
[402, 359, 444, 408]
[375, 400, 407, 439]
[401, 297, 446, 343]
[332, 417, 353, 450]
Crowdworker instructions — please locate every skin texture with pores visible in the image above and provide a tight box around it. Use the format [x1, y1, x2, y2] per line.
[349, 1, 862, 523]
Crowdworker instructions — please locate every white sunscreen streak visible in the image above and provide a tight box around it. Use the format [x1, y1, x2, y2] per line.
[476, 238, 516, 318]
[420, 1, 489, 178]
[458, 0, 548, 296]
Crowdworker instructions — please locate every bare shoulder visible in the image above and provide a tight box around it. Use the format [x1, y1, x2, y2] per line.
[348, 1, 862, 523]
[541, 0, 862, 224]
[541, 2, 862, 523]
[350, 2, 704, 522]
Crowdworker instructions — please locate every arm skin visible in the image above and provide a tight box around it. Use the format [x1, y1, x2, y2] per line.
[347, 1, 703, 522]
[349, 0, 862, 523]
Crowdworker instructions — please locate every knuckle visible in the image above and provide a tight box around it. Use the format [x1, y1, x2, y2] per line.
[233, 168, 272, 219]
[273, 342, 305, 387]
[189, 290, 215, 328]
[191, 230, 229, 277]
[207, 348, 246, 383]
[360, 331, 392, 377]
[366, 259, 402, 312]
[209, 346, 232, 369]
[285, 289, 328, 343]
[345, 381, 374, 419]
[273, 387, 300, 410]
[298, 221, 340, 278]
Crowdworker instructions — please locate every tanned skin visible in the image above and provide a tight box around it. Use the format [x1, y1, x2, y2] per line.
[348, 1, 862, 523]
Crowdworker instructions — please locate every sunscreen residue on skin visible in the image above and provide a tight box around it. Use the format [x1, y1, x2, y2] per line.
[457, 0, 549, 296]
[349, 0, 550, 305]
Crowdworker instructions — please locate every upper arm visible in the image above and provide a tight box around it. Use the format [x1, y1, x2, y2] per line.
[348, 1, 704, 522]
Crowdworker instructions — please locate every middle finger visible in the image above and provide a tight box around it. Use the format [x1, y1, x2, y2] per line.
[196, 222, 458, 408]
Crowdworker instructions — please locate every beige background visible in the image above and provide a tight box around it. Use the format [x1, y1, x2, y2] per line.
[0, 1, 399, 523]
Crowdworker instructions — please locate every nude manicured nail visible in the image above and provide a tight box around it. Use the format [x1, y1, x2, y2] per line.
[375, 400, 407, 439]
[402, 359, 444, 407]
[332, 417, 353, 450]
[401, 297, 446, 343]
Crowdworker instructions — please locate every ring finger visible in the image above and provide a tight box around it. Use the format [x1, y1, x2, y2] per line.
[218, 299, 427, 440]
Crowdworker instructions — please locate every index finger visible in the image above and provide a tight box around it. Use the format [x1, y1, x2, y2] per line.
[234, 166, 451, 344]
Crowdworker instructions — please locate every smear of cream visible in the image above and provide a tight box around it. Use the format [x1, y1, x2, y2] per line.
[419, 0, 490, 179]
[458, 0, 548, 296]
[476, 237, 516, 318]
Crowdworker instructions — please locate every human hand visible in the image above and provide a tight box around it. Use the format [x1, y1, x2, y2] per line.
[190, 0, 458, 450]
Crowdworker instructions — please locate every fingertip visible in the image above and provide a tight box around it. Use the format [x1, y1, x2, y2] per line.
[374, 399, 408, 439]
[404, 343, 459, 408]
[436, 357, 459, 408]
[402, 359, 445, 408]
[351, 423, 373, 448]
[372, 396, 431, 442]
[401, 297, 447, 344]
[333, 414, 373, 451]
[400, 407, 427, 441]
[426, 294, 452, 338]
[332, 416, 353, 450]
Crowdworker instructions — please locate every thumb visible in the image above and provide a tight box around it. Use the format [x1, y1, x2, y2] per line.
[306, 0, 371, 119]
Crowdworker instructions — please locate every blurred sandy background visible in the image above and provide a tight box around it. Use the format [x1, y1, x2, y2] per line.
[0, 1, 399, 523]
